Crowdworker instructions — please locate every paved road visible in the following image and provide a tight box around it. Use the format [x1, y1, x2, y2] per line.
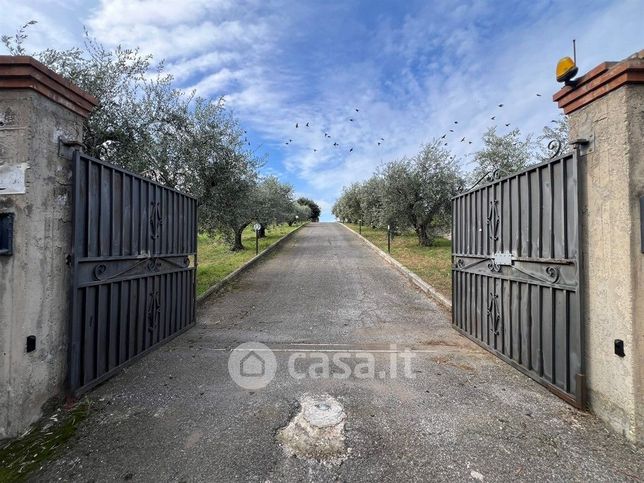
[37, 223, 641, 481]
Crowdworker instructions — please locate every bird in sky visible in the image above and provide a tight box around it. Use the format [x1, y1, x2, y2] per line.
[313, 149, 317, 152]
[498, 104, 504, 107]
[536, 93, 542, 97]
[333, 142, 338, 146]
[468, 141, 472, 144]
[349, 148, 353, 152]
[380, 138, 384, 141]
[551, 120, 558, 123]
[460, 137, 465, 142]
[349, 118, 354, 122]
[306, 122, 309, 127]
[449, 129, 454, 132]
[444, 142, 448, 146]
[285, 142, 289, 145]
[454, 121, 458, 124]
[441, 134, 446, 139]
[491, 116, 496, 120]
[296, 123, 299, 128]
[377, 142, 381, 146]
[355, 108, 359, 112]
[505, 123, 511, 127]
[289, 139, 292, 142]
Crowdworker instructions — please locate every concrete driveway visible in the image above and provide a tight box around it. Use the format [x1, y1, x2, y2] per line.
[36, 223, 642, 481]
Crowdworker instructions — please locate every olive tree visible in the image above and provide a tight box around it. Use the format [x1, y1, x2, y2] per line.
[471, 127, 536, 182]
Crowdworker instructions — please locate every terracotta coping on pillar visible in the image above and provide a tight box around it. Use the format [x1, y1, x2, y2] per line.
[553, 50, 644, 114]
[0, 56, 98, 118]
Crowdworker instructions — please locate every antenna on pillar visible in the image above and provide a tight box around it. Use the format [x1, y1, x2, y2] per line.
[573, 39, 577, 64]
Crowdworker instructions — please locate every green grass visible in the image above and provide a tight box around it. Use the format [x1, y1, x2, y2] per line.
[0, 401, 90, 482]
[197, 224, 302, 296]
[345, 223, 452, 297]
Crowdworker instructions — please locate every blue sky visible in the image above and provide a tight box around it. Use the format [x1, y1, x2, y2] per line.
[2, 0, 643, 220]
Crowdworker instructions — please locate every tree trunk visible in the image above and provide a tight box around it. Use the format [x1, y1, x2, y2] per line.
[231, 227, 245, 251]
[416, 224, 432, 246]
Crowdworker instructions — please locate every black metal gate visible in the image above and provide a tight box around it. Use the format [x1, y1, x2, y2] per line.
[451, 151, 585, 407]
[69, 151, 197, 394]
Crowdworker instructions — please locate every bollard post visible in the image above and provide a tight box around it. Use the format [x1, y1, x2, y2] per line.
[387, 225, 391, 254]
[253, 223, 261, 255]
[359, 219, 362, 235]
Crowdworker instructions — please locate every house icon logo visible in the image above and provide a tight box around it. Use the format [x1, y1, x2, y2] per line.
[240, 350, 265, 377]
[228, 342, 277, 389]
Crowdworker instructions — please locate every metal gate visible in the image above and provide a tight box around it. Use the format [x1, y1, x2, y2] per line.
[68, 151, 197, 394]
[451, 150, 585, 407]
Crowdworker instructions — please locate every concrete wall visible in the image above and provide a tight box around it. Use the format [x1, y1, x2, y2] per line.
[569, 83, 644, 444]
[0, 88, 83, 439]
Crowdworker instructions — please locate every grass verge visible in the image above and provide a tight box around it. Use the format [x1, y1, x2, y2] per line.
[0, 400, 90, 482]
[344, 223, 452, 298]
[197, 224, 302, 296]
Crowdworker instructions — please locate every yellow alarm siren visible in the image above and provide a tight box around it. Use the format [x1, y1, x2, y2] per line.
[556, 40, 579, 84]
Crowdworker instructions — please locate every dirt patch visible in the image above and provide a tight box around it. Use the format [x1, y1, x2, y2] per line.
[431, 354, 477, 373]
[276, 395, 347, 462]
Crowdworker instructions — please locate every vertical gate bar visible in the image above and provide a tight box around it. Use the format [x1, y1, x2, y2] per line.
[85, 158, 91, 258]
[551, 287, 556, 384]
[508, 281, 513, 359]
[98, 165, 103, 257]
[538, 286, 544, 376]
[549, 161, 555, 258]
[527, 172, 532, 257]
[109, 168, 114, 256]
[565, 290, 570, 392]
[515, 281, 521, 362]
[451, 198, 455, 319]
[508, 179, 513, 254]
[562, 159, 568, 259]
[119, 281, 128, 364]
[527, 284, 533, 371]
[517, 175, 522, 257]
[68, 151, 83, 391]
[536, 168, 543, 258]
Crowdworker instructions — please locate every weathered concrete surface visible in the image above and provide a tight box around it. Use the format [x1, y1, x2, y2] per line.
[568, 81, 644, 444]
[33, 224, 642, 481]
[0, 88, 84, 439]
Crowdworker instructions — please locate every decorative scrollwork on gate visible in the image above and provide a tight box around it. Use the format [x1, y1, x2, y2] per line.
[487, 259, 502, 272]
[487, 291, 501, 335]
[147, 290, 161, 333]
[93, 264, 108, 280]
[146, 258, 162, 272]
[149, 201, 162, 239]
[547, 139, 562, 159]
[487, 200, 500, 241]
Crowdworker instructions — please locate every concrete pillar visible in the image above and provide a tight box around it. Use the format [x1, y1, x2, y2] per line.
[0, 56, 97, 439]
[554, 50, 644, 443]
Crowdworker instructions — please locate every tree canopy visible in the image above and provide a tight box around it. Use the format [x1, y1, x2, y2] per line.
[2, 22, 320, 251]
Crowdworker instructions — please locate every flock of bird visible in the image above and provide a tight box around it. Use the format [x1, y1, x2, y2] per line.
[275, 92, 555, 161]
[281, 108, 383, 153]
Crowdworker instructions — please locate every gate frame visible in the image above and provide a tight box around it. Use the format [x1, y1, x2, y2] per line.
[451, 147, 586, 409]
[67, 150, 198, 396]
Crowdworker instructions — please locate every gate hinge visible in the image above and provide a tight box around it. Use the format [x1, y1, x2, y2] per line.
[58, 137, 85, 160]
[570, 137, 592, 156]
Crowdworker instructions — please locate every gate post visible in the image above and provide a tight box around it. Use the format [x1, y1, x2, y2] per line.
[554, 50, 644, 443]
[0, 57, 96, 439]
